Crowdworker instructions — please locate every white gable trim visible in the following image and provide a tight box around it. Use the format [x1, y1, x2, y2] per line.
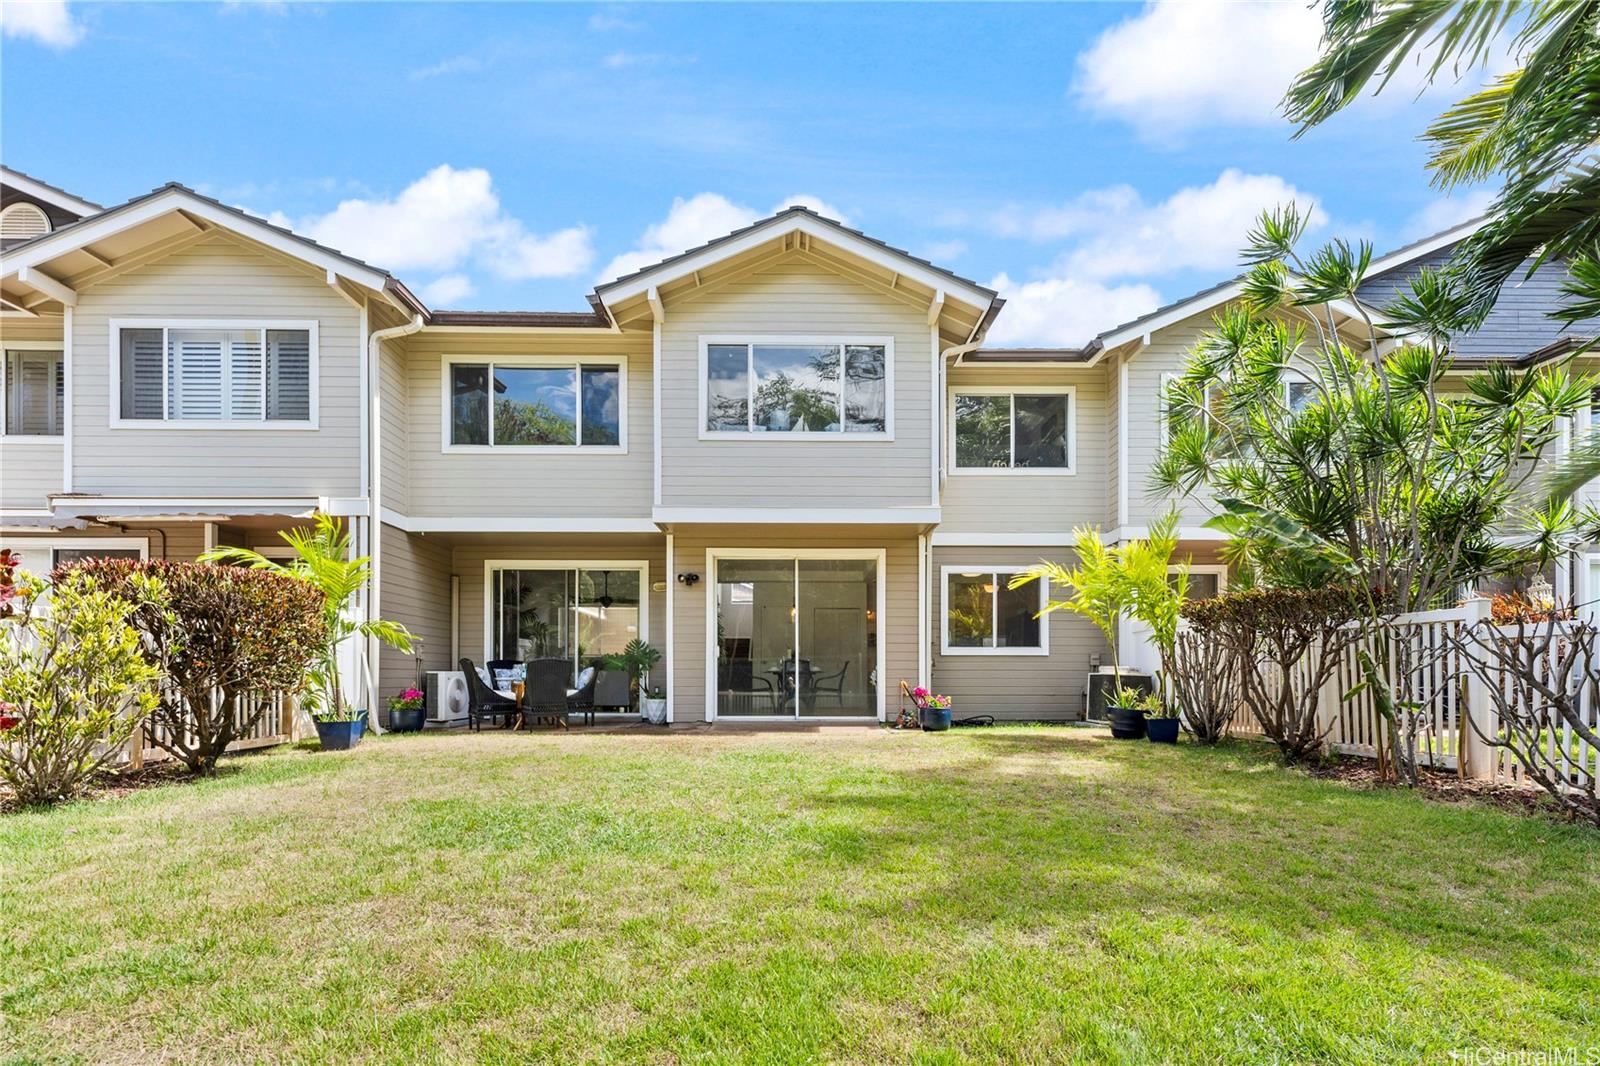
[596, 213, 993, 312]
[2, 187, 392, 294]
[1, 168, 101, 217]
[1364, 219, 1483, 277]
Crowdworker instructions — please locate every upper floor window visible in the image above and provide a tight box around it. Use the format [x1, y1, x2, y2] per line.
[446, 358, 623, 451]
[2, 349, 64, 436]
[113, 320, 315, 427]
[951, 387, 1074, 473]
[701, 336, 891, 437]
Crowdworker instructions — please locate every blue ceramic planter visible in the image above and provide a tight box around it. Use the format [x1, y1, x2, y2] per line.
[921, 707, 952, 731]
[314, 712, 367, 751]
[1145, 717, 1180, 744]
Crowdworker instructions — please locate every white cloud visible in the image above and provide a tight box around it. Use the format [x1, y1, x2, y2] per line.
[921, 239, 967, 263]
[282, 165, 594, 282]
[419, 274, 474, 306]
[995, 169, 1322, 281]
[1075, 1, 1321, 138]
[1402, 188, 1495, 241]
[409, 54, 485, 81]
[0, 0, 84, 48]
[602, 51, 695, 70]
[984, 273, 1163, 348]
[598, 192, 848, 282]
[589, 10, 643, 32]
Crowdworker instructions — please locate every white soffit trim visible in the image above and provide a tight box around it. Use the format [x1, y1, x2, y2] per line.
[3, 187, 392, 293]
[0, 168, 102, 217]
[652, 506, 941, 526]
[929, 531, 1078, 547]
[380, 507, 659, 535]
[596, 214, 993, 312]
[1091, 288, 1385, 365]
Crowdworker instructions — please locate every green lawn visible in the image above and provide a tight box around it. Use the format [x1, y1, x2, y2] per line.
[3, 727, 1596, 1065]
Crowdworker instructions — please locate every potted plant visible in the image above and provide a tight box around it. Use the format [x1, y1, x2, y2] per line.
[601, 639, 662, 716]
[202, 512, 413, 752]
[1106, 686, 1150, 739]
[387, 687, 425, 733]
[915, 687, 954, 731]
[642, 686, 668, 725]
[1143, 693, 1181, 744]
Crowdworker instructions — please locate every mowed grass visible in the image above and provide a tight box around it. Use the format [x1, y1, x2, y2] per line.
[2, 727, 1596, 1065]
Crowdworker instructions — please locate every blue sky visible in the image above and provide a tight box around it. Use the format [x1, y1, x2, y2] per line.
[1, 1, 1498, 344]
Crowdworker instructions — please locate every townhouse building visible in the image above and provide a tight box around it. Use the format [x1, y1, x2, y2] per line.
[3, 166, 1595, 723]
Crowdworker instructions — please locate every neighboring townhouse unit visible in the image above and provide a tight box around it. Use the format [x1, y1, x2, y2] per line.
[3, 165, 1596, 724]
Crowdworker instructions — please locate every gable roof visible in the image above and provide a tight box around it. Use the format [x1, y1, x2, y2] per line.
[1, 181, 427, 316]
[0, 165, 103, 217]
[592, 205, 1001, 324]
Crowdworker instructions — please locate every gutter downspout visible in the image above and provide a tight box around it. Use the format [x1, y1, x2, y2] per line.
[367, 312, 425, 732]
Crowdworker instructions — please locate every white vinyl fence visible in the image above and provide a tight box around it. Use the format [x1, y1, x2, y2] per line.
[120, 688, 306, 769]
[1211, 599, 1599, 793]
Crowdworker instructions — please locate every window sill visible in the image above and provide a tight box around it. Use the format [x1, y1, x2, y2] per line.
[698, 430, 895, 442]
[938, 646, 1050, 657]
[110, 419, 320, 431]
[442, 444, 628, 455]
[0, 434, 64, 444]
[949, 466, 1076, 476]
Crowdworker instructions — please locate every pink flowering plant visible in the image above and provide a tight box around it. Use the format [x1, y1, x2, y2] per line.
[912, 686, 952, 710]
[388, 687, 424, 715]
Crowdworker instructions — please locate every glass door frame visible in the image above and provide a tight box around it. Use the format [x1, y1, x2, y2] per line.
[705, 547, 886, 723]
[481, 557, 651, 683]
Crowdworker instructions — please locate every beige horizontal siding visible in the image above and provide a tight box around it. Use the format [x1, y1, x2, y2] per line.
[659, 258, 934, 509]
[940, 363, 1114, 534]
[378, 337, 409, 514]
[70, 234, 362, 498]
[669, 525, 918, 721]
[930, 545, 1107, 721]
[2, 318, 66, 509]
[377, 526, 453, 699]
[1123, 312, 1220, 527]
[398, 330, 653, 519]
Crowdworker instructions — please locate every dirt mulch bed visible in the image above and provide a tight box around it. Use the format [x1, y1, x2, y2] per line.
[0, 761, 202, 813]
[1304, 755, 1598, 824]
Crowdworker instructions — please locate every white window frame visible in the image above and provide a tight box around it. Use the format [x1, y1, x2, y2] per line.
[939, 564, 1050, 656]
[948, 385, 1076, 475]
[108, 318, 320, 430]
[442, 355, 628, 454]
[1171, 563, 1228, 600]
[480, 558, 650, 677]
[697, 334, 895, 441]
[704, 547, 888, 722]
[1, 341, 65, 443]
[4, 536, 149, 573]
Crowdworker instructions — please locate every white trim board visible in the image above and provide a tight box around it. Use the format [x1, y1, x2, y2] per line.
[937, 563, 1050, 657]
[696, 334, 895, 441]
[0, 168, 102, 217]
[438, 353, 629, 454]
[703, 546, 888, 724]
[379, 507, 658, 535]
[653, 507, 939, 526]
[929, 532, 1078, 547]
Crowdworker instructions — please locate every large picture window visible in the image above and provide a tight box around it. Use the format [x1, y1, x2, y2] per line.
[941, 567, 1047, 655]
[114, 322, 314, 425]
[449, 359, 623, 449]
[487, 564, 645, 682]
[952, 388, 1073, 471]
[702, 337, 890, 436]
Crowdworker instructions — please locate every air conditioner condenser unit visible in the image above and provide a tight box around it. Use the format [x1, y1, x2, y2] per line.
[424, 670, 469, 727]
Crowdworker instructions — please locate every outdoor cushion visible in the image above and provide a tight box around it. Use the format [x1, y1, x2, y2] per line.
[575, 665, 596, 691]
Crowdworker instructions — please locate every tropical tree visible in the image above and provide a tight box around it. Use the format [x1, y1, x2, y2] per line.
[1285, 1, 1600, 323]
[1152, 207, 1600, 781]
[202, 513, 413, 722]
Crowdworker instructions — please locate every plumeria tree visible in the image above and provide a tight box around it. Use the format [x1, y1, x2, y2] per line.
[1153, 206, 1600, 782]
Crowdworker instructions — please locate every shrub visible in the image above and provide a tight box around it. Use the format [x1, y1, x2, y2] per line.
[1168, 628, 1239, 743]
[73, 560, 326, 774]
[1183, 585, 1364, 760]
[0, 566, 163, 804]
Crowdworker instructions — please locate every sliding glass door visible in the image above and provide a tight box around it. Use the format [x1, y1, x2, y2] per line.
[489, 564, 643, 683]
[713, 553, 879, 719]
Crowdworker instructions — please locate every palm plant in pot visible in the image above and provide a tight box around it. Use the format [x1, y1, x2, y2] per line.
[1013, 514, 1185, 739]
[601, 639, 663, 721]
[202, 513, 413, 750]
